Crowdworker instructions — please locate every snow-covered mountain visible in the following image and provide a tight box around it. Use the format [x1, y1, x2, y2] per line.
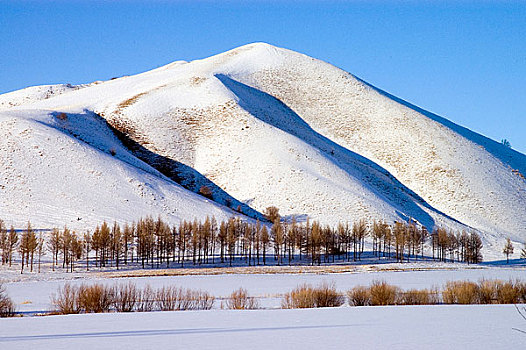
[1, 43, 524, 258]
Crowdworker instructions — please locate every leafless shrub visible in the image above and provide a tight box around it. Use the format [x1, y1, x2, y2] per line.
[113, 283, 138, 312]
[179, 289, 215, 310]
[51, 283, 215, 314]
[369, 280, 400, 306]
[442, 281, 479, 304]
[282, 284, 317, 309]
[156, 286, 181, 311]
[282, 283, 344, 309]
[195, 291, 215, 310]
[56, 112, 67, 121]
[347, 286, 371, 306]
[226, 288, 259, 310]
[398, 288, 439, 305]
[313, 282, 345, 307]
[137, 285, 155, 312]
[0, 283, 15, 317]
[477, 279, 499, 304]
[198, 185, 213, 199]
[517, 282, 526, 303]
[77, 283, 114, 313]
[52, 283, 80, 314]
[496, 280, 521, 304]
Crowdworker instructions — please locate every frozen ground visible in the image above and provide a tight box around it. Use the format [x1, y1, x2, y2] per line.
[3, 263, 526, 314]
[1, 305, 525, 349]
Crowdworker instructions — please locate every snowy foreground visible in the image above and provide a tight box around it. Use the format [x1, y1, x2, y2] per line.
[1, 305, 525, 349]
[2, 264, 526, 348]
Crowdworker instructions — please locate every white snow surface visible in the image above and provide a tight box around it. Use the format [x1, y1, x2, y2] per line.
[1, 42, 525, 257]
[3, 264, 526, 314]
[0, 305, 524, 349]
[0, 109, 238, 230]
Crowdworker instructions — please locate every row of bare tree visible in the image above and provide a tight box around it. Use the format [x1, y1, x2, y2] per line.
[0, 208, 484, 273]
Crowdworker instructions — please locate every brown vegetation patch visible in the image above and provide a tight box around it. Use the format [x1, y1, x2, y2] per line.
[282, 282, 344, 309]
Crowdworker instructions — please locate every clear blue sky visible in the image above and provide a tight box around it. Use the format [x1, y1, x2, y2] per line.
[1, 1, 525, 153]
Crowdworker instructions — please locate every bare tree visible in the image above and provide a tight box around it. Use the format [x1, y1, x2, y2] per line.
[37, 233, 45, 273]
[503, 238, 514, 264]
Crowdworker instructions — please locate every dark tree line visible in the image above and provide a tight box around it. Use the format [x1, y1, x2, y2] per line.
[0, 208, 484, 273]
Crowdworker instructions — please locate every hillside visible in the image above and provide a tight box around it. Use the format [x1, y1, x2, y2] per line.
[1, 43, 524, 258]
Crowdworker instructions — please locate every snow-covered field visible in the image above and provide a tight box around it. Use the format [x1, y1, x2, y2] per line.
[2, 262, 525, 348]
[1, 305, 525, 349]
[3, 263, 526, 314]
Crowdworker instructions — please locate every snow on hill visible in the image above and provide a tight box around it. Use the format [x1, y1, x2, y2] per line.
[0, 83, 96, 110]
[1, 43, 524, 258]
[0, 108, 241, 231]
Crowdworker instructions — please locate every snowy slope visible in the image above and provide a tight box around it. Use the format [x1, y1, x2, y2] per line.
[0, 83, 96, 110]
[0, 109, 240, 231]
[1, 43, 524, 256]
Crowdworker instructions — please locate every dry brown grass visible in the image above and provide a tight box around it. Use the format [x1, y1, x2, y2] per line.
[77, 284, 114, 313]
[99, 263, 464, 281]
[398, 289, 439, 305]
[442, 281, 479, 304]
[52, 283, 215, 314]
[314, 282, 345, 308]
[495, 280, 521, 304]
[369, 280, 400, 306]
[225, 288, 259, 310]
[117, 92, 148, 111]
[347, 286, 371, 306]
[477, 279, 498, 304]
[282, 284, 317, 309]
[282, 283, 344, 309]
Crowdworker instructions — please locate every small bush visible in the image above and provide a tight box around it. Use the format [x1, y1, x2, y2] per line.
[313, 282, 345, 307]
[442, 281, 479, 304]
[56, 112, 68, 121]
[398, 289, 438, 305]
[52, 284, 80, 314]
[495, 281, 521, 304]
[226, 288, 259, 310]
[347, 286, 370, 306]
[282, 284, 317, 309]
[369, 280, 399, 306]
[77, 284, 114, 313]
[0, 283, 16, 317]
[199, 185, 213, 199]
[517, 282, 526, 303]
[113, 283, 138, 312]
[477, 279, 498, 304]
[282, 283, 344, 309]
[137, 285, 155, 312]
[156, 286, 181, 311]
[179, 289, 215, 310]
